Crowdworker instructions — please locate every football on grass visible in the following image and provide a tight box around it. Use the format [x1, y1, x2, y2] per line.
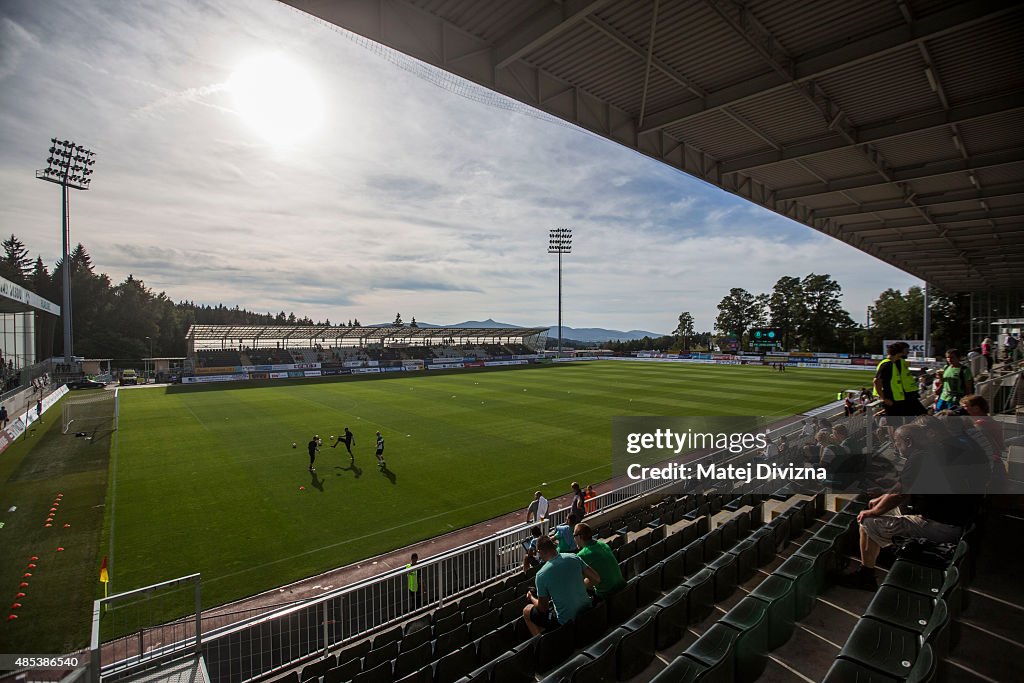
[291, 442, 296, 448]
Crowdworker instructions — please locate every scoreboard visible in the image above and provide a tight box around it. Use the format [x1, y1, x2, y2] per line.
[749, 328, 782, 347]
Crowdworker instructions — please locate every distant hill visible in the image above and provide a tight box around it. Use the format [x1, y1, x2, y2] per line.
[373, 318, 666, 342]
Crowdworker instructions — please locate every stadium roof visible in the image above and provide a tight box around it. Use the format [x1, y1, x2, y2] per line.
[186, 324, 549, 343]
[282, 0, 1024, 292]
[0, 275, 60, 316]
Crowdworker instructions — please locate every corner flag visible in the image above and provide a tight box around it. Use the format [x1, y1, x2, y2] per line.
[99, 556, 109, 584]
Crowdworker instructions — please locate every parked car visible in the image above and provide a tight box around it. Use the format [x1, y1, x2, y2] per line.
[119, 369, 138, 386]
[68, 378, 105, 390]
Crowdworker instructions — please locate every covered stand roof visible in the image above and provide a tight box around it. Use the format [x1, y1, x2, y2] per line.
[282, 0, 1023, 292]
[186, 324, 549, 344]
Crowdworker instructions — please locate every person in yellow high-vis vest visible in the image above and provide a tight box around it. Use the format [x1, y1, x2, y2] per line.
[406, 553, 421, 607]
[898, 348, 927, 416]
[873, 342, 922, 417]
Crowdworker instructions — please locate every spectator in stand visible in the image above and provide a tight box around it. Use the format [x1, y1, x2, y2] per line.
[523, 526, 545, 572]
[873, 342, 924, 418]
[522, 536, 600, 635]
[574, 522, 625, 599]
[936, 349, 973, 413]
[800, 419, 815, 445]
[0, 404, 7, 429]
[813, 429, 847, 468]
[843, 393, 856, 416]
[553, 514, 579, 553]
[570, 482, 586, 520]
[526, 491, 549, 523]
[405, 553, 421, 607]
[584, 485, 597, 515]
[960, 394, 1003, 455]
[840, 420, 986, 590]
[1005, 332, 1021, 363]
[981, 337, 994, 372]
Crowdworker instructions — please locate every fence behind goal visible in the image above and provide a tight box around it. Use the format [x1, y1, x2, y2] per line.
[63, 388, 119, 434]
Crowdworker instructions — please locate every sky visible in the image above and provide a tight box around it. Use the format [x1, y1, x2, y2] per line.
[0, 0, 920, 334]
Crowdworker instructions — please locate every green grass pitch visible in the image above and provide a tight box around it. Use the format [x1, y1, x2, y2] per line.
[0, 361, 871, 651]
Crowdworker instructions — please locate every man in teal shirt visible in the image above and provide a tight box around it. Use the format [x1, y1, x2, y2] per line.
[936, 348, 973, 412]
[522, 536, 600, 635]
[574, 523, 625, 598]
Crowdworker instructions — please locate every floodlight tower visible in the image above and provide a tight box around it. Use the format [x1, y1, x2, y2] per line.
[36, 138, 97, 365]
[548, 228, 572, 358]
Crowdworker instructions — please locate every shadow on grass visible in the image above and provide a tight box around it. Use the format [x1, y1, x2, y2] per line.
[310, 470, 324, 492]
[337, 462, 362, 479]
[379, 466, 396, 485]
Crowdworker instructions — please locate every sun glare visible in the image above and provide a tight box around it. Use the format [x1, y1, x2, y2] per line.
[229, 53, 323, 146]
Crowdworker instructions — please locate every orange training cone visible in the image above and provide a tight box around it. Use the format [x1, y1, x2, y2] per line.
[22, 573, 31, 578]
[11, 603, 21, 610]
[27, 564, 35, 569]
[30, 556, 38, 561]
[6, 615, 16, 621]
[15, 593, 25, 599]
[19, 582, 28, 588]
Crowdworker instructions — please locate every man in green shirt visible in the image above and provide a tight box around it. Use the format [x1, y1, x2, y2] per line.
[574, 523, 626, 598]
[936, 348, 973, 412]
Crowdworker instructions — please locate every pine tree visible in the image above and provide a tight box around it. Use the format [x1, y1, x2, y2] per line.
[0, 234, 33, 284]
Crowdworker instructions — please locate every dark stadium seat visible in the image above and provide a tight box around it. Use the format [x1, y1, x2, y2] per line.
[626, 551, 649, 580]
[649, 655, 712, 683]
[765, 515, 790, 549]
[435, 644, 480, 683]
[499, 598, 524, 625]
[333, 640, 370, 669]
[747, 574, 796, 650]
[719, 519, 738, 548]
[373, 625, 403, 650]
[574, 639, 616, 681]
[665, 528, 685, 555]
[702, 528, 723, 561]
[484, 637, 536, 683]
[822, 647, 935, 683]
[772, 554, 817, 619]
[469, 609, 500, 639]
[436, 624, 472, 659]
[646, 538, 667, 565]
[865, 590, 950, 660]
[792, 538, 834, 595]
[682, 539, 705, 576]
[535, 621, 575, 674]
[300, 655, 336, 682]
[352, 660, 393, 683]
[324, 657, 362, 683]
[362, 640, 398, 671]
[683, 568, 716, 623]
[583, 627, 627, 663]
[393, 641, 433, 679]
[719, 597, 769, 682]
[434, 611, 464, 636]
[724, 538, 758, 582]
[606, 578, 638, 625]
[269, 673, 298, 683]
[653, 584, 689, 650]
[491, 586, 518, 608]
[882, 563, 961, 616]
[810, 523, 850, 559]
[735, 512, 750, 539]
[706, 552, 738, 602]
[402, 623, 433, 651]
[839, 498, 868, 516]
[636, 564, 664, 605]
[462, 599, 492, 622]
[432, 603, 460, 624]
[474, 621, 517, 663]
[615, 604, 659, 679]
[538, 654, 591, 683]
[748, 528, 777, 567]
[573, 601, 607, 649]
[395, 664, 433, 683]
[681, 521, 700, 547]
[837, 618, 933, 680]
[662, 549, 687, 587]
[684, 623, 737, 682]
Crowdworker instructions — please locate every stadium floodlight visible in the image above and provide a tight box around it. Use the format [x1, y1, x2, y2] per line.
[548, 228, 573, 359]
[36, 138, 97, 365]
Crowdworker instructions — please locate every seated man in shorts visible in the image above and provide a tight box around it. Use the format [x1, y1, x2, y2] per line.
[522, 536, 601, 635]
[840, 420, 985, 590]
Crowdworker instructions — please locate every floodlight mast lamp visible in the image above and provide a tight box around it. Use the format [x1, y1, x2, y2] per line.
[36, 138, 96, 366]
[548, 228, 572, 358]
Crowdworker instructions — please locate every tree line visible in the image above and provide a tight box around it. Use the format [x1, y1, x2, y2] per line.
[3, 235, 968, 361]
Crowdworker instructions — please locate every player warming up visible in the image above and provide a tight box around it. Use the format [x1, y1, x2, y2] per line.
[332, 427, 355, 462]
[307, 435, 321, 472]
[375, 431, 386, 471]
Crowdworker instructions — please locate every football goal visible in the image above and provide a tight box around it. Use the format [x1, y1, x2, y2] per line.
[62, 388, 119, 434]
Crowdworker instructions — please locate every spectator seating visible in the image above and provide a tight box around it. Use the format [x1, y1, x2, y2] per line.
[196, 349, 243, 367]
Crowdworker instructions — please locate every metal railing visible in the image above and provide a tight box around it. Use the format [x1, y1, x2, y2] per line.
[97, 406, 859, 683]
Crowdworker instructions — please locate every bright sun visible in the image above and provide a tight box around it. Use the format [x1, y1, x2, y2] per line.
[229, 54, 323, 146]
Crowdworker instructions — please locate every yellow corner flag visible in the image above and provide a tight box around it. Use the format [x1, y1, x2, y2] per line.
[99, 555, 109, 584]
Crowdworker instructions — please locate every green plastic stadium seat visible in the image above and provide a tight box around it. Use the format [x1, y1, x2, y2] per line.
[725, 538, 758, 583]
[649, 655, 711, 683]
[748, 528, 776, 566]
[487, 637, 536, 683]
[822, 646, 935, 683]
[574, 640, 616, 681]
[882, 562, 960, 610]
[654, 584, 689, 650]
[748, 502, 764, 530]
[647, 539, 667, 565]
[636, 532, 653, 553]
[617, 605, 660, 679]
[684, 568, 716, 623]
[865, 590, 950, 659]
[840, 498, 868, 515]
[766, 516, 791, 548]
[702, 529, 723, 561]
[771, 555, 817, 619]
[637, 563, 665, 605]
[706, 552, 738, 602]
[748, 574, 796, 650]
[665, 529, 685, 555]
[826, 511, 857, 530]
[719, 597, 769, 683]
[793, 538, 834, 594]
[684, 623, 737, 680]
[662, 549, 687, 587]
[682, 539, 705, 576]
[573, 601, 608, 649]
[735, 512, 751, 539]
[681, 522, 700, 547]
[837, 617, 929, 679]
[719, 519, 738, 548]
